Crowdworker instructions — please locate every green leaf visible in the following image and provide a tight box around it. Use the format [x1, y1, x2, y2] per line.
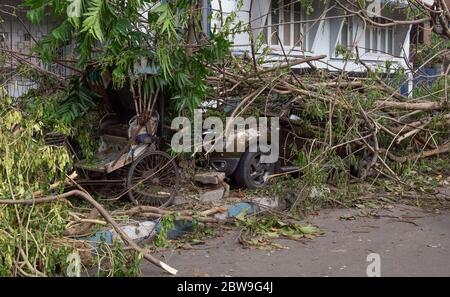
[81, 0, 105, 41]
[26, 6, 45, 24]
[298, 225, 320, 235]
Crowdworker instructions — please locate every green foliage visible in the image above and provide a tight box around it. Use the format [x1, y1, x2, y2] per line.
[154, 214, 175, 248]
[25, 0, 234, 113]
[294, 149, 329, 187]
[0, 90, 73, 276]
[335, 44, 354, 59]
[23, 79, 98, 133]
[96, 241, 142, 277]
[413, 75, 450, 101]
[236, 214, 321, 249]
[81, 0, 109, 42]
[413, 33, 450, 66]
[0, 69, 101, 275]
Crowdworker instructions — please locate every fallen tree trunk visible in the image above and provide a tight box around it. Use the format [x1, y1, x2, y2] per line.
[382, 142, 450, 163]
[375, 101, 445, 111]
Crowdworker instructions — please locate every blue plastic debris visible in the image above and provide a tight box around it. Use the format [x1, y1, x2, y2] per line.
[227, 202, 255, 218]
[155, 220, 195, 239]
[82, 230, 113, 250]
[82, 202, 258, 247]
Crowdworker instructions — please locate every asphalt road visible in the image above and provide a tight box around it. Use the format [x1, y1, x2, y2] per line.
[142, 204, 450, 277]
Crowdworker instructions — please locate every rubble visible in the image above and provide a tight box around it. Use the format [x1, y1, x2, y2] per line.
[252, 196, 286, 211]
[196, 171, 230, 202]
[112, 221, 157, 242]
[200, 188, 226, 203]
[194, 172, 226, 185]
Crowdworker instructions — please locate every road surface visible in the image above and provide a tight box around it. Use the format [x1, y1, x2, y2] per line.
[142, 204, 450, 277]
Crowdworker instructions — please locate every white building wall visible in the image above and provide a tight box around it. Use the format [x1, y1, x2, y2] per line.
[2, 0, 414, 98]
[0, 0, 73, 97]
[211, 0, 271, 50]
[212, 0, 412, 73]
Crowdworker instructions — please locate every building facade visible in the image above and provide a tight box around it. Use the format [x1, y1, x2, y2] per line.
[1, 0, 424, 97]
[0, 0, 73, 97]
[212, 0, 413, 73]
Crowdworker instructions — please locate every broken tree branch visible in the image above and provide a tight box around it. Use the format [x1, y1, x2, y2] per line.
[0, 190, 178, 275]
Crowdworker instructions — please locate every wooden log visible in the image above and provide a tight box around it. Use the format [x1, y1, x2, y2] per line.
[374, 101, 444, 111]
[382, 142, 450, 163]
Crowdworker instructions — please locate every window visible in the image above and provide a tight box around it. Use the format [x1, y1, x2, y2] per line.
[365, 18, 395, 55]
[264, 0, 309, 51]
[340, 16, 354, 48]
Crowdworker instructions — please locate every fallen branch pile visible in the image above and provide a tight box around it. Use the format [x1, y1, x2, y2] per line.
[1, 0, 449, 278]
[206, 52, 449, 182]
[2, 51, 448, 276]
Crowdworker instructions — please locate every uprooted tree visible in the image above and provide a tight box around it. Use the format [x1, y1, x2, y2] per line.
[0, 0, 449, 276]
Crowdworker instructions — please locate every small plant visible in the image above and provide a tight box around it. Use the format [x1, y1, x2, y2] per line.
[154, 215, 175, 248]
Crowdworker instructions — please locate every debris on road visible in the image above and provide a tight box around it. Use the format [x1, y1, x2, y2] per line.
[200, 188, 226, 203]
[195, 172, 226, 185]
[228, 202, 256, 218]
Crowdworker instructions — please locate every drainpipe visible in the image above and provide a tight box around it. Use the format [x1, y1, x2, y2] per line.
[201, 0, 211, 38]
